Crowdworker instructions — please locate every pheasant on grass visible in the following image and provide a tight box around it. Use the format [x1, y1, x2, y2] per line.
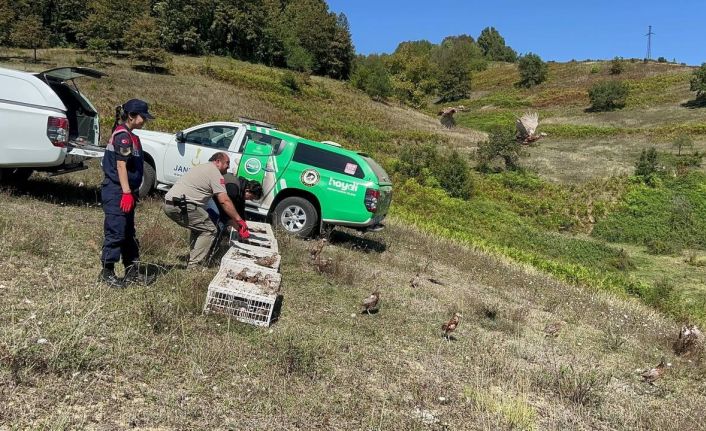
[442, 313, 462, 339]
[641, 357, 669, 385]
[543, 321, 565, 338]
[361, 290, 380, 314]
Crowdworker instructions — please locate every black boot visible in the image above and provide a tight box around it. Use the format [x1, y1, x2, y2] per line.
[123, 263, 157, 286]
[99, 267, 125, 289]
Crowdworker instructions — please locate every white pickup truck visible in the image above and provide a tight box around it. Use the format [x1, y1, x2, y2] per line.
[0, 66, 106, 182]
[133, 120, 262, 197]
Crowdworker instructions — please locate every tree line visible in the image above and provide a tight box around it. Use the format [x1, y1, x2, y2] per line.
[349, 27, 532, 107]
[0, 0, 354, 78]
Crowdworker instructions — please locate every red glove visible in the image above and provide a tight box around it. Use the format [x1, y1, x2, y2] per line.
[120, 192, 135, 213]
[237, 219, 250, 239]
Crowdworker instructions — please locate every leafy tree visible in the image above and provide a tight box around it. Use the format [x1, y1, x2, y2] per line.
[154, 0, 209, 54]
[86, 37, 109, 64]
[124, 15, 172, 72]
[432, 35, 485, 102]
[324, 13, 355, 79]
[10, 14, 48, 62]
[477, 27, 517, 62]
[517, 53, 548, 88]
[0, 0, 16, 45]
[388, 40, 439, 106]
[609, 57, 624, 75]
[588, 80, 629, 111]
[477, 127, 524, 171]
[79, 0, 147, 53]
[690, 63, 706, 99]
[672, 134, 694, 156]
[350, 55, 392, 101]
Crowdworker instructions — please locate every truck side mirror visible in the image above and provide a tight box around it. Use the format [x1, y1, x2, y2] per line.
[176, 131, 186, 143]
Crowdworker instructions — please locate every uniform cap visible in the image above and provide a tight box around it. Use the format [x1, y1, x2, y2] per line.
[123, 99, 154, 120]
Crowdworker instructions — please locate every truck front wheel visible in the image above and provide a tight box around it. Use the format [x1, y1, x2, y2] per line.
[273, 196, 319, 238]
[138, 162, 156, 198]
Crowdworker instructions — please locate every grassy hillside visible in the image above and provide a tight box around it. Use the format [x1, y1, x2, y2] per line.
[1, 49, 706, 428]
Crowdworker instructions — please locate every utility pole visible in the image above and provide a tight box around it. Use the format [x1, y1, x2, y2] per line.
[645, 25, 655, 60]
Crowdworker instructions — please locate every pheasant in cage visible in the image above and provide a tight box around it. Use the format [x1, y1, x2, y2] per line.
[515, 111, 544, 144]
[438, 105, 466, 129]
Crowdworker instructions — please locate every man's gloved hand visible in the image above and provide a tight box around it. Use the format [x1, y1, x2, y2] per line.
[237, 219, 250, 239]
[120, 192, 135, 213]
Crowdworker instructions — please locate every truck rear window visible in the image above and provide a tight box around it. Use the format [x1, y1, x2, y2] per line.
[293, 143, 364, 179]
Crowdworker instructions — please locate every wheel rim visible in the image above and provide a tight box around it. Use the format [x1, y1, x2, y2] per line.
[280, 205, 307, 232]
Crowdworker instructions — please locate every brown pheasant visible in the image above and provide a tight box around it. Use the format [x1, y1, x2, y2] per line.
[641, 357, 668, 385]
[543, 321, 565, 338]
[255, 255, 278, 268]
[361, 290, 380, 314]
[410, 273, 421, 288]
[442, 313, 462, 339]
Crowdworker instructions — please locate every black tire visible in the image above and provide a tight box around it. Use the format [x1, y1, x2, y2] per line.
[273, 196, 319, 238]
[138, 161, 156, 198]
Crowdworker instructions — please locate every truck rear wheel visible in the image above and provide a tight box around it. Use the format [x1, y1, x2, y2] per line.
[273, 196, 319, 238]
[138, 162, 156, 198]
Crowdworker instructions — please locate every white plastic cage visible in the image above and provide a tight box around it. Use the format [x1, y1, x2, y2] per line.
[204, 269, 278, 327]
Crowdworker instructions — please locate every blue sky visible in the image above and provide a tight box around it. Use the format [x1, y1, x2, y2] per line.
[326, 1, 706, 65]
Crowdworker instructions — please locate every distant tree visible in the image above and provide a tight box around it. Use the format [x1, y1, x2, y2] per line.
[124, 15, 172, 72]
[388, 40, 439, 107]
[79, 0, 147, 54]
[672, 134, 694, 156]
[689, 63, 706, 99]
[609, 57, 624, 75]
[284, 39, 314, 73]
[657, 56, 667, 63]
[588, 80, 629, 111]
[350, 55, 392, 101]
[10, 14, 48, 62]
[86, 37, 109, 64]
[477, 127, 524, 171]
[324, 13, 355, 79]
[0, 0, 15, 45]
[154, 0, 208, 55]
[477, 27, 517, 62]
[517, 53, 548, 88]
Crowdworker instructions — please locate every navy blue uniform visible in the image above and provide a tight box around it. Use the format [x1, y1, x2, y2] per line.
[100, 125, 144, 267]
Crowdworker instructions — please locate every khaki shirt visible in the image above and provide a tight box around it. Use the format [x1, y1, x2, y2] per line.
[165, 162, 226, 206]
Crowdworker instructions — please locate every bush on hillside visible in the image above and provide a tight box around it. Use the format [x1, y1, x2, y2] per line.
[86, 38, 109, 64]
[9, 14, 48, 62]
[689, 63, 706, 99]
[517, 53, 548, 88]
[395, 145, 473, 199]
[634, 147, 661, 184]
[609, 57, 624, 75]
[588, 80, 628, 111]
[476, 127, 525, 172]
[125, 16, 172, 73]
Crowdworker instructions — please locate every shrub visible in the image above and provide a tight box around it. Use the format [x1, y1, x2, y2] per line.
[280, 71, 301, 93]
[657, 56, 667, 63]
[634, 147, 659, 179]
[517, 53, 548, 88]
[609, 57, 624, 75]
[437, 150, 473, 199]
[477, 127, 524, 172]
[588, 80, 628, 111]
[689, 63, 706, 99]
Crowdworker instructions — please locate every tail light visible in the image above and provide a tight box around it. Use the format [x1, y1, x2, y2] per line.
[47, 116, 69, 147]
[365, 188, 380, 213]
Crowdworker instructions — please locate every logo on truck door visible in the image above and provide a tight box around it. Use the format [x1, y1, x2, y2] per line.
[300, 169, 320, 186]
[244, 158, 262, 175]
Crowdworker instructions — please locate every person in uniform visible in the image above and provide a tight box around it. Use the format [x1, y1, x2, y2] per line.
[163, 152, 250, 267]
[99, 99, 155, 288]
[207, 174, 264, 227]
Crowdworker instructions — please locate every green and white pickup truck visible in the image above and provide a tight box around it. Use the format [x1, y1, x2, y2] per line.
[134, 119, 392, 237]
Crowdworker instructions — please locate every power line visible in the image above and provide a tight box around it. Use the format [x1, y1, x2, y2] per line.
[645, 25, 655, 60]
